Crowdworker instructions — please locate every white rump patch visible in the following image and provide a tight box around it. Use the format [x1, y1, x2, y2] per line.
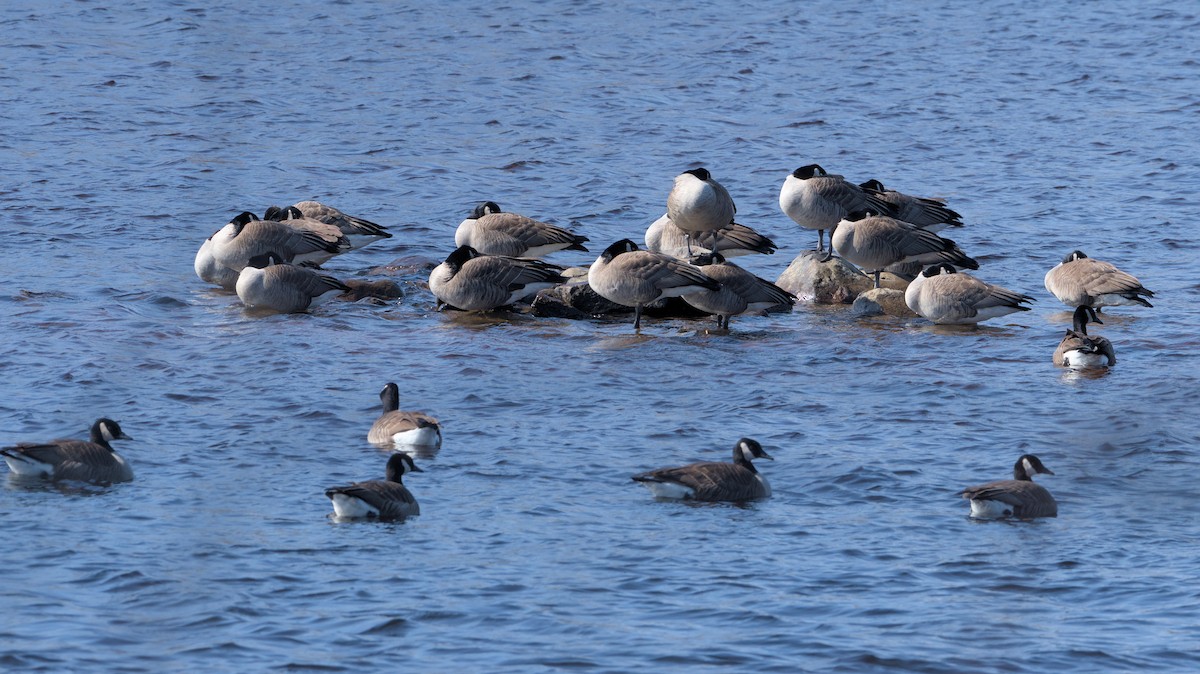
[638, 480, 695, 500]
[392, 426, 441, 448]
[330, 493, 378, 519]
[3, 454, 55, 478]
[969, 499, 1013, 519]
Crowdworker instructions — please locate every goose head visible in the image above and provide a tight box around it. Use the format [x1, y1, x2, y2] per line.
[599, 239, 639, 262]
[792, 164, 826, 179]
[472, 201, 502, 218]
[1013, 454, 1054, 481]
[385, 452, 423, 482]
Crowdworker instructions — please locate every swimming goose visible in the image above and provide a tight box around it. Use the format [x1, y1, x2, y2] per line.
[2, 418, 133, 484]
[961, 454, 1057, 519]
[905, 263, 1034, 324]
[779, 164, 892, 253]
[645, 213, 777, 258]
[235, 252, 350, 312]
[832, 211, 979, 288]
[666, 168, 736, 252]
[429, 245, 567, 311]
[368, 382, 442, 448]
[268, 201, 392, 250]
[325, 453, 422, 520]
[1044, 250, 1154, 310]
[194, 235, 240, 290]
[587, 239, 721, 331]
[454, 201, 589, 258]
[1053, 305, 1116, 369]
[631, 438, 773, 501]
[857, 179, 963, 232]
[682, 253, 797, 329]
[209, 211, 346, 271]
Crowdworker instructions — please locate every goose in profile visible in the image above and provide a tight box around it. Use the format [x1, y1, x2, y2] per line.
[2, 418, 134, 484]
[1053, 305, 1116, 369]
[325, 453, 422, 520]
[645, 213, 777, 258]
[266, 201, 392, 250]
[194, 235, 240, 290]
[779, 164, 892, 254]
[209, 211, 346, 271]
[429, 245, 567, 311]
[1044, 250, 1154, 310]
[666, 168, 736, 253]
[905, 263, 1034, 325]
[454, 201, 589, 258]
[632, 438, 774, 502]
[832, 211, 978, 287]
[235, 252, 350, 312]
[682, 253, 796, 330]
[587, 239, 720, 331]
[961, 454, 1057, 519]
[368, 383, 442, 449]
[857, 178, 963, 232]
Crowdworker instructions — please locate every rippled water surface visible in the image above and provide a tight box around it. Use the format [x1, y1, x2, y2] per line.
[2, 1, 1199, 672]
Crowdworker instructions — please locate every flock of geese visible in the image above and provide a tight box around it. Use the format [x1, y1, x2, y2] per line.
[4, 164, 1158, 521]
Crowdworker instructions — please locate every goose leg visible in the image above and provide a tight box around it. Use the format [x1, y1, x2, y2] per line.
[873, 270, 881, 289]
[634, 304, 643, 332]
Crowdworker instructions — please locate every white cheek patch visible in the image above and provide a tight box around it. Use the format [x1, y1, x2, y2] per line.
[1023, 458, 1035, 476]
[100, 425, 116, 442]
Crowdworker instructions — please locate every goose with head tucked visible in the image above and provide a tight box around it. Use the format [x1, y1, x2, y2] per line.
[905, 263, 1034, 325]
[587, 239, 720, 332]
[194, 234, 240, 290]
[454, 201, 589, 258]
[263, 205, 352, 252]
[666, 168, 737, 253]
[429, 245, 567, 312]
[235, 252, 350, 313]
[1053, 305, 1116, 369]
[1044, 250, 1154, 310]
[2, 418, 134, 484]
[857, 178, 963, 232]
[779, 164, 892, 254]
[645, 213, 777, 259]
[265, 201, 392, 250]
[368, 382, 442, 449]
[832, 210, 979, 288]
[682, 252, 796, 330]
[961, 454, 1057, 519]
[209, 211, 346, 271]
[632, 438, 774, 502]
[325, 453, 422, 520]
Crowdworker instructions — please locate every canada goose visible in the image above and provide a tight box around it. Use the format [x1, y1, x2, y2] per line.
[429, 245, 567, 311]
[264, 205, 352, 250]
[454, 201, 589, 258]
[275, 201, 392, 249]
[368, 383, 442, 448]
[1053, 305, 1116, 369]
[645, 213, 777, 258]
[631, 438, 773, 501]
[587, 239, 720, 331]
[2, 418, 133, 484]
[235, 252, 350, 312]
[905, 263, 1035, 324]
[832, 211, 978, 288]
[325, 453, 422, 520]
[209, 211, 345, 271]
[779, 164, 892, 253]
[682, 253, 796, 329]
[666, 168, 736, 252]
[961, 454, 1057, 519]
[857, 179, 963, 232]
[1044, 250, 1154, 310]
[194, 235, 240, 290]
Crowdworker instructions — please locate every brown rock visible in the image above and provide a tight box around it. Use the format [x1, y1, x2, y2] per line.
[852, 288, 917, 317]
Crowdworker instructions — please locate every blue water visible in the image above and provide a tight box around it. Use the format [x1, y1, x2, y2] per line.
[2, 1, 1199, 672]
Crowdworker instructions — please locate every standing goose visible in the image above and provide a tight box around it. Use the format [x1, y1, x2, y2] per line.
[632, 438, 774, 501]
[454, 201, 589, 258]
[2, 418, 134, 484]
[666, 168, 737, 253]
[209, 211, 346, 271]
[1053, 305, 1116, 369]
[278, 201, 392, 250]
[325, 453, 422, 520]
[682, 253, 797, 330]
[961, 454, 1057, 519]
[832, 210, 979, 288]
[368, 382, 442, 449]
[645, 213, 777, 259]
[905, 263, 1035, 324]
[235, 252, 350, 313]
[429, 245, 567, 312]
[858, 178, 963, 232]
[587, 239, 720, 332]
[1044, 250, 1154, 309]
[779, 164, 892, 254]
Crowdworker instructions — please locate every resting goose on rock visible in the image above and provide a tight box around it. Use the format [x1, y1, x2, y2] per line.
[209, 211, 346, 271]
[454, 201, 589, 258]
[632, 438, 774, 502]
[961, 454, 1057, 519]
[265, 201, 392, 250]
[645, 213, 777, 258]
[905, 263, 1034, 325]
[368, 382, 442, 449]
[832, 210, 978, 288]
[429, 245, 567, 311]
[1053, 305, 1116, 369]
[235, 252, 350, 313]
[2, 418, 134, 484]
[857, 178, 963, 232]
[587, 239, 720, 332]
[779, 164, 892, 254]
[682, 253, 796, 330]
[1044, 250, 1154, 310]
[666, 168, 736, 253]
[325, 453, 422, 520]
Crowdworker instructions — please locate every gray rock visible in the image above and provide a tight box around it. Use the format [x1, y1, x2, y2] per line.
[852, 288, 918, 317]
[340, 279, 404, 302]
[775, 251, 873, 304]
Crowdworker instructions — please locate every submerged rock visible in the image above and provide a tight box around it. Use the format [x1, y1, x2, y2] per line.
[340, 279, 404, 303]
[852, 288, 917, 317]
[775, 251, 872, 304]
